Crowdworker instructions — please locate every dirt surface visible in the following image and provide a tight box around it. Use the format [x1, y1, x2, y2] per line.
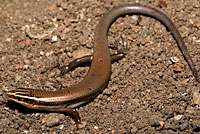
[0, 0, 200, 133]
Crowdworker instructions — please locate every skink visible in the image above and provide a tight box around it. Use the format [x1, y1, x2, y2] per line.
[6, 5, 200, 125]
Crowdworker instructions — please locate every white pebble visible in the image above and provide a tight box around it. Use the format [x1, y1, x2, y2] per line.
[174, 115, 183, 120]
[94, 126, 98, 130]
[52, 35, 58, 42]
[170, 57, 179, 63]
[40, 51, 44, 56]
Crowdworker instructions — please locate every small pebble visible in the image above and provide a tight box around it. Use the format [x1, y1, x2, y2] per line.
[46, 51, 53, 57]
[52, 35, 58, 42]
[42, 114, 64, 127]
[67, 52, 73, 58]
[23, 65, 29, 70]
[78, 121, 87, 129]
[193, 91, 200, 106]
[24, 123, 30, 129]
[94, 126, 98, 130]
[15, 65, 21, 70]
[159, 121, 165, 128]
[59, 124, 64, 129]
[6, 38, 12, 42]
[26, 39, 31, 46]
[170, 57, 179, 63]
[174, 114, 183, 120]
[40, 51, 45, 56]
[131, 126, 138, 134]
[24, 130, 28, 134]
[60, 33, 68, 41]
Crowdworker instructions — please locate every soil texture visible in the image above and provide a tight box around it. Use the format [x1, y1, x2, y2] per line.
[0, 0, 200, 133]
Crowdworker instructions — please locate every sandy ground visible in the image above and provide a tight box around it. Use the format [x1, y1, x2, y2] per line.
[0, 0, 200, 133]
